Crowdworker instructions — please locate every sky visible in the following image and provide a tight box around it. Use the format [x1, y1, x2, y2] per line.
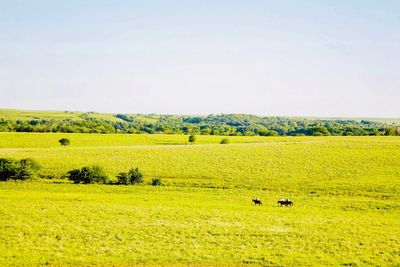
[0, 0, 399, 117]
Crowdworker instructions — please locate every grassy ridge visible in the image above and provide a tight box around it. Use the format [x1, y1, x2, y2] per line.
[0, 109, 124, 122]
[0, 133, 399, 265]
[0, 134, 399, 189]
[2, 109, 400, 136]
[2, 108, 400, 125]
[0, 132, 316, 148]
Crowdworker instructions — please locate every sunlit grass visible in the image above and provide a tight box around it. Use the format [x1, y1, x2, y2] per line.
[0, 133, 399, 266]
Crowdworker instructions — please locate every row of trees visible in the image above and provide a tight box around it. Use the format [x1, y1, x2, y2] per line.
[0, 157, 161, 186]
[67, 165, 161, 186]
[1, 114, 399, 136]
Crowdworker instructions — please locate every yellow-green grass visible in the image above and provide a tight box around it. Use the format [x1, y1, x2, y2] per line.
[0, 134, 399, 189]
[0, 133, 399, 266]
[0, 183, 398, 266]
[0, 132, 320, 148]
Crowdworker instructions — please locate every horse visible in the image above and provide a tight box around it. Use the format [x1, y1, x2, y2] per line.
[252, 199, 262, 205]
[278, 200, 293, 206]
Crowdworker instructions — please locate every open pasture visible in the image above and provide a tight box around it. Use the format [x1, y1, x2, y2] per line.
[0, 132, 319, 148]
[0, 133, 399, 266]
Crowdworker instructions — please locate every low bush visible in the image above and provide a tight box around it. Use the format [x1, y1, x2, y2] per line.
[116, 172, 129, 185]
[59, 138, 70, 146]
[117, 167, 143, 185]
[188, 134, 196, 143]
[220, 138, 230, 144]
[0, 158, 40, 181]
[67, 165, 108, 184]
[151, 177, 162, 186]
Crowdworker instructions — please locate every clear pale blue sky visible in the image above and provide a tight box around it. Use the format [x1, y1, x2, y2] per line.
[0, 0, 399, 117]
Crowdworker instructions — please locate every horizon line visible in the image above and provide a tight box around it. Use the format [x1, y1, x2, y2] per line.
[1, 107, 399, 120]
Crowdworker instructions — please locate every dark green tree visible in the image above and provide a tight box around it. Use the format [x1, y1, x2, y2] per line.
[188, 134, 196, 143]
[59, 138, 70, 146]
[308, 126, 330, 136]
[67, 165, 108, 184]
[151, 177, 162, 186]
[117, 167, 143, 185]
[0, 158, 40, 181]
[0, 159, 16, 181]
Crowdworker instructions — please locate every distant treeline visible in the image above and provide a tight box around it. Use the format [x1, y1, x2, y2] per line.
[1, 113, 400, 136]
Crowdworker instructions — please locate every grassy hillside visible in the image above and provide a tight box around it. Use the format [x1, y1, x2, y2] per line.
[0, 133, 399, 265]
[0, 134, 399, 189]
[2, 109, 400, 138]
[0, 109, 124, 122]
[0, 108, 160, 123]
[2, 109, 400, 124]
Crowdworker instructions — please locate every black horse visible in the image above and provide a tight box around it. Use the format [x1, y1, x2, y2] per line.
[278, 200, 293, 206]
[252, 199, 262, 205]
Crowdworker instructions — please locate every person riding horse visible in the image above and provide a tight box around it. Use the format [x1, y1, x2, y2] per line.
[278, 198, 293, 206]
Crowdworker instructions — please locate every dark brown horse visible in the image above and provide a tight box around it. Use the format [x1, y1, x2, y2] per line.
[252, 199, 262, 205]
[278, 200, 293, 206]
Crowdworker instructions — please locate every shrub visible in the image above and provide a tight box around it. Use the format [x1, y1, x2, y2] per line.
[117, 167, 143, 185]
[59, 138, 70, 146]
[67, 165, 108, 184]
[128, 167, 143, 184]
[151, 177, 162, 186]
[0, 159, 16, 181]
[20, 158, 41, 171]
[220, 138, 230, 144]
[188, 134, 196, 143]
[67, 169, 81, 184]
[0, 158, 40, 181]
[116, 172, 129, 185]
[14, 164, 33, 180]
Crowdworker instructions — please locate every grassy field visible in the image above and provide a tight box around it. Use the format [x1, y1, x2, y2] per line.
[0, 133, 399, 266]
[0, 132, 319, 148]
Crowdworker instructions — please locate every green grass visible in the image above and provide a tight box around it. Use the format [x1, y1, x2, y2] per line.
[0, 132, 320, 148]
[0, 133, 399, 266]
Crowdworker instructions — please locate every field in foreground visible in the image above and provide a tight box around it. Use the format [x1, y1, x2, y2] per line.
[0, 133, 399, 266]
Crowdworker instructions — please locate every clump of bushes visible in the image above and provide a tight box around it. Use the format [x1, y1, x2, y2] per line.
[67, 165, 108, 184]
[65, 166, 145, 185]
[59, 138, 70, 146]
[116, 167, 143, 185]
[0, 158, 40, 181]
[220, 138, 230, 144]
[151, 177, 162, 186]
